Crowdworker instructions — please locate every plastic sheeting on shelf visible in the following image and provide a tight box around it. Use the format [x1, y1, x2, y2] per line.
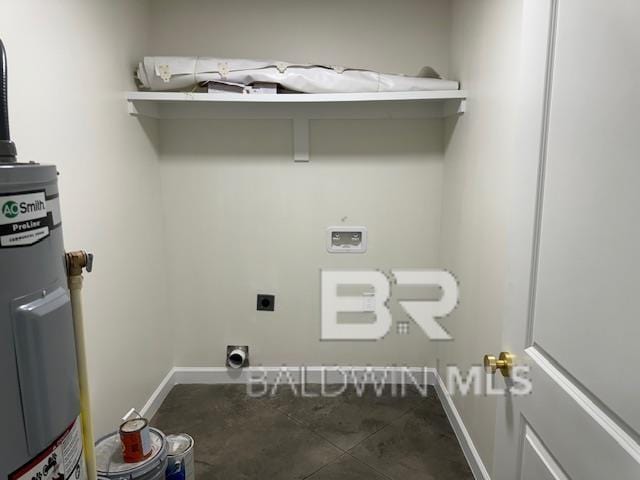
[136, 57, 459, 93]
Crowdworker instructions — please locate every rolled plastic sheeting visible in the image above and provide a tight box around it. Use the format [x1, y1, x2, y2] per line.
[136, 57, 459, 93]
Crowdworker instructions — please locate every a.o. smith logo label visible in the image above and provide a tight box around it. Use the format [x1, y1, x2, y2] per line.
[0, 191, 61, 248]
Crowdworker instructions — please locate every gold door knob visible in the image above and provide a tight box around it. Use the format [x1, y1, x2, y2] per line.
[483, 352, 514, 377]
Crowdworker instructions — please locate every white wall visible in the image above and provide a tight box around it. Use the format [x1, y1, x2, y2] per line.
[159, 118, 444, 366]
[436, 0, 523, 474]
[149, 0, 452, 367]
[148, 0, 451, 78]
[0, 0, 172, 438]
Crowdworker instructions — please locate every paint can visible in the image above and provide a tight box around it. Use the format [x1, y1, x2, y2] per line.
[165, 434, 195, 480]
[120, 417, 152, 463]
[95, 428, 167, 480]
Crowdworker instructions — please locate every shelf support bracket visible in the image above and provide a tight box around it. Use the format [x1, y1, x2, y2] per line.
[127, 100, 160, 118]
[293, 117, 310, 162]
[443, 98, 466, 117]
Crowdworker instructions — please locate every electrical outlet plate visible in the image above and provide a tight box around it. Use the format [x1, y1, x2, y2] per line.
[327, 226, 367, 253]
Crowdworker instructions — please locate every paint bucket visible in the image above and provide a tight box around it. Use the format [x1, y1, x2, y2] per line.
[120, 417, 152, 463]
[95, 428, 167, 480]
[165, 434, 195, 480]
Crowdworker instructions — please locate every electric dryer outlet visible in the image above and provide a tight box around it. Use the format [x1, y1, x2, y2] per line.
[256, 294, 275, 311]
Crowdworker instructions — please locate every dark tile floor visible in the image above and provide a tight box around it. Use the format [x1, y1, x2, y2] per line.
[151, 384, 474, 480]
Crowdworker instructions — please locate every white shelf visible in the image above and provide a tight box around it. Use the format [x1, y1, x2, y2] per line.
[126, 90, 467, 161]
[127, 90, 465, 103]
[126, 90, 466, 118]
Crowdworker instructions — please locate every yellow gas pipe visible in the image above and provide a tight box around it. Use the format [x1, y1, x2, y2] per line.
[66, 251, 97, 480]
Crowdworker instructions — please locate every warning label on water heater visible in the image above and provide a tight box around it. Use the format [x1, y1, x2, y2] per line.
[0, 190, 61, 248]
[9, 415, 86, 480]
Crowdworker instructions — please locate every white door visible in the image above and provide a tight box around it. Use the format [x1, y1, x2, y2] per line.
[492, 0, 640, 478]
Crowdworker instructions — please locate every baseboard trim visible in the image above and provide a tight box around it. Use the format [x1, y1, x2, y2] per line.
[140, 367, 177, 419]
[139, 366, 489, 480]
[140, 366, 435, 417]
[434, 372, 491, 480]
[173, 365, 437, 386]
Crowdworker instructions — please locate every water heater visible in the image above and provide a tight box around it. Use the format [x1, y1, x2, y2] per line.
[0, 40, 86, 479]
